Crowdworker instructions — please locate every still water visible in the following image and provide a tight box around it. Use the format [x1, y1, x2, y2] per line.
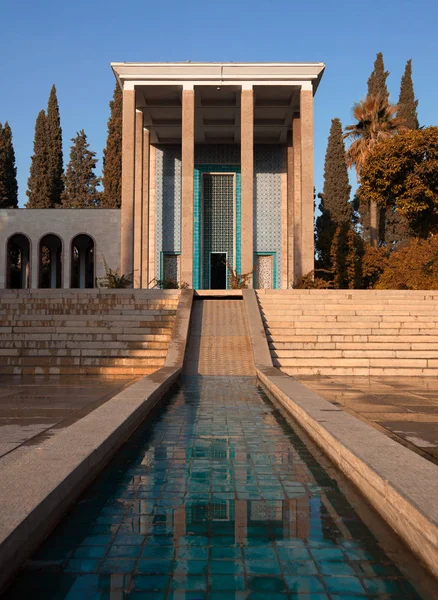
[4, 377, 436, 599]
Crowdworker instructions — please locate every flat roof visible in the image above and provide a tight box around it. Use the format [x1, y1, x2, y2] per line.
[111, 61, 325, 93]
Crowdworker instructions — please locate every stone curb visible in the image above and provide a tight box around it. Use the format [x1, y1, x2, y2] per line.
[0, 289, 194, 592]
[243, 289, 438, 579]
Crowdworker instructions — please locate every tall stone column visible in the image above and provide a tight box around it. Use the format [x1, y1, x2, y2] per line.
[241, 86, 254, 282]
[31, 239, 39, 288]
[121, 88, 136, 279]
[292, 117, 302, 282]
[181, 86, 195, 288]
[133, 110, 144, 288]
[300, 86, 315, 277]
[141, 129, 150, 288]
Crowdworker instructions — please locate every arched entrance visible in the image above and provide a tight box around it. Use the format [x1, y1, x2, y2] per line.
[71, 234, 94, 288]
[6, 234, 30, 289]
[39, 234, 62, 288]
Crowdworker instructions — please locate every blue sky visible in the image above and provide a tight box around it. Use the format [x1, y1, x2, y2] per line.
[1, 0, 437, 207]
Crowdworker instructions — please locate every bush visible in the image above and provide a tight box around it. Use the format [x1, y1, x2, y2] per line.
[152, 278, 189, 289]
[96, 256, 133, 288]
[295, 271, 331, 289]
[375, 236, 438, 289]
[226, 262, 253, 289]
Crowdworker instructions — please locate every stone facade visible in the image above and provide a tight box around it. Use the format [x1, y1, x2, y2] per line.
[0, 209, 120, 289]
[0, 62, 325, 290]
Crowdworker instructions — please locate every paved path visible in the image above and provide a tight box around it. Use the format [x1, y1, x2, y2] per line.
[184, 299, 255, 376]
[0, 375, 137, 459]
[299, 375, 438, 465]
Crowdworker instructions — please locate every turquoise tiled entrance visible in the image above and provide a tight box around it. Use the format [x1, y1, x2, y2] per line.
[193, 165, 241, 290]
[4, 377, 430, 599]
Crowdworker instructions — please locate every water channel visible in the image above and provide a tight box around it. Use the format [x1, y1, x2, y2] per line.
[4, 375, 436, 599]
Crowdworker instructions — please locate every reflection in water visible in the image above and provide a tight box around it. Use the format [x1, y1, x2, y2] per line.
[4, 376, 436, 599]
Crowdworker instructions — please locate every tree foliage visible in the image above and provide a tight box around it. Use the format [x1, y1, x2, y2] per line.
[26, 110, 52, 208]
[398, 59, 419, 130]
[358, 127, 438, 237]
[46, 85, 64, 206]
[375, 236, 438, 289]
[344, 96, 405, 175]
[367, 52, 390, 102]
[0, 122, 18, 208]
[101, 83, 122, 208]
[316, 118, 351, 270]
[61, 130, 100, 208]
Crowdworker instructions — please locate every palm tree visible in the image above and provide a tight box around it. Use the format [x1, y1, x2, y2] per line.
[344, 96, 406, 246]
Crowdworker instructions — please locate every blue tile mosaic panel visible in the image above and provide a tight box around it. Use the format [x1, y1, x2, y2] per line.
[254, 145, 283, 289]
[5, 377, 429, 599]
[155, 146, 182, 280]
[202, 174, 234, 289]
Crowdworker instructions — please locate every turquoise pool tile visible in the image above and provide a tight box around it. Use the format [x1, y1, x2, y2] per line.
[285, 575, 325, 593]
[99, 558, 136, 573]
[210, 574, 246, 591]
[132, 574, 169, 591]
[73, 546, 107, 559]
[246, 559, 281, 575]
[247, 575, 286, 593]
[281, 560, 318, 576]
[174, 559, 208, 575]
[171, 574, 207, 591]
[210, 559, 244, 575]
[136, 559, 173, 574]
[318, 560, 356, 576]
[64, 559, 100, 573]
[141, 545, 174, 560]
[107, 544, 141, 558]
[325, 575, 365, 595]
[210, 547, 242, 561]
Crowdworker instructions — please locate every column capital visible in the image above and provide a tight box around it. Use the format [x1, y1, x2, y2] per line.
[241, 83, 253, 91]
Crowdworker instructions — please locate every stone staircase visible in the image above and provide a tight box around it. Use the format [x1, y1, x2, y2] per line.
[257, 290, 438, 376]
[0, 290, 180, 376]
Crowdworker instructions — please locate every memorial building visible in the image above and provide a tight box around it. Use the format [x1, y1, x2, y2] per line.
[0, 62, 325, 290]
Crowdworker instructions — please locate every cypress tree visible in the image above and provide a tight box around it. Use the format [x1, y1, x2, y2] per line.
[46, 85, 64, 205]
[101, 83, 122, 208]
[398, 59, 419, 130]
[62, 130, 100, 208]
[26, 110, 52, 208]
[0, 122, 18, 208]
[367, 52, 390, 101]
[316, 118, 351, 270]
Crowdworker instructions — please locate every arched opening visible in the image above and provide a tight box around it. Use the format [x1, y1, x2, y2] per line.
[39, 234, 63, 288]
[71, 234, 95, 288]
[6, 234, 30, 289]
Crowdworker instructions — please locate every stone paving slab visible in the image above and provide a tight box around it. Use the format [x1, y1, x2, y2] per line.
[0, 375, 137, 459]
[299, 375, 438, 465]
[184, 299, 255, 376]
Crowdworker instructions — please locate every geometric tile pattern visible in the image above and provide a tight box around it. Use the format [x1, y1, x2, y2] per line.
[202, 175, 234, 290]
[255, 253, 274, 289]
[194, 165, 241, 290]
[254, 145, 283, 288]
[155, 144, 282, 287]
[155, 145, 182, 280]
[162, 254, 180, 284]
[6, 377, 425, 598]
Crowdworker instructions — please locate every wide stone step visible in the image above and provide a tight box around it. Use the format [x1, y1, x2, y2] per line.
[280, 366, 438, 376]
[274, 357, 436, 368]
[269, 341, 433, 350]
[2, 356, 166, 367]
[271, 349, 438, 359]
[0, 365, 160, 376]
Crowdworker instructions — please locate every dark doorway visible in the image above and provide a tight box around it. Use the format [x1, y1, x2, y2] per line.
[210, 253, 226, 289]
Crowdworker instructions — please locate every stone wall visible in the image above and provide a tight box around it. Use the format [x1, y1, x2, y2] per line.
[0, 209, 120, 288]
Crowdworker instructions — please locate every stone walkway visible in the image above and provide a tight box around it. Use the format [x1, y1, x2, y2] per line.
[184, 299, 255, 376]
[0, 375, 137, 459]
[299, 375, 438, 465]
